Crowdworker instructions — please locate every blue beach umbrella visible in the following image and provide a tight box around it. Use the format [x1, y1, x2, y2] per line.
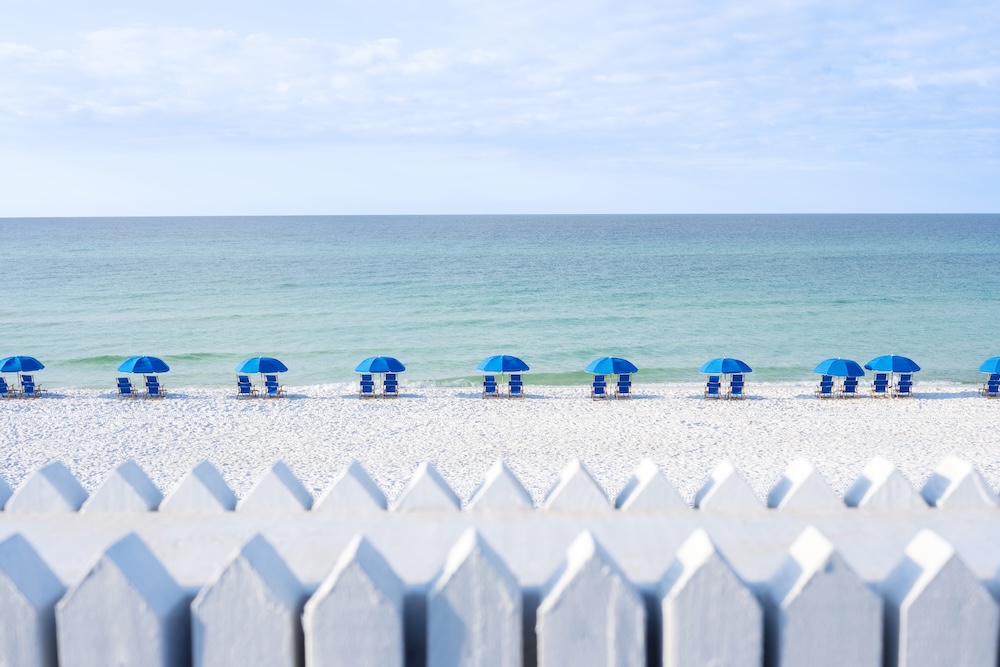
[585, 357, 638, 375]
[978, 357, 1000, 374]
[699, 357, 752, 374]
[477, 355, 529, 387]
[864, 355, 920, 373]
[477, 355, 529, 373]
[355, 356, 406, 374]
[236, 357, 289, 374]
[118, 356, 170, 375]
[0, 356, 45, 373]
[813, 358, 866, 378]
[0, 355, 45, 384]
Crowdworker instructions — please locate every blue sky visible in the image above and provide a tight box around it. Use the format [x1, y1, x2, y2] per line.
[1, 0, 997, 215]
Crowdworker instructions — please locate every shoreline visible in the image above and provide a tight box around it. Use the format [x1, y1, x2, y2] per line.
[4, 378, 988, 394]
[2, 383, 998, 508]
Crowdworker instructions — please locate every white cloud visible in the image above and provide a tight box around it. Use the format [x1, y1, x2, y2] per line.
[0, 0, 997, 213]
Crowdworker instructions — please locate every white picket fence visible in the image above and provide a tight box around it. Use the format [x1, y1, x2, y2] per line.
[1, 455, 999, 666]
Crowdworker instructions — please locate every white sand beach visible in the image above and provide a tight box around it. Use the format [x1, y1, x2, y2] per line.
[0, 382, 997, 504]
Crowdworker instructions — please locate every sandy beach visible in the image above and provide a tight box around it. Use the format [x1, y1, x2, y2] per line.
[1, 381, 997, 505]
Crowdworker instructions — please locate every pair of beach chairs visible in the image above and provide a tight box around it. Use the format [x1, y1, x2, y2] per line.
[871, 373, 914, 398]
[704, 375, 746, 399]
[236, 374, 285, 398]
[359, 374, 398, 399]
[1, 375, 44, 399]
[483, 374, 524, 399]
[116, 375, 166, 399]
[591, 374, 632, 399]
[982, 373, 1000, 398]
[815, 375, 861, 399]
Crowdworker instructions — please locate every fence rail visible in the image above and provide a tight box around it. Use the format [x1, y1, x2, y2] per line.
[0, 456, 998, 666]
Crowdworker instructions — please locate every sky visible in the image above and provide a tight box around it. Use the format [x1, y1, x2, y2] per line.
[1, 0, 998, 215]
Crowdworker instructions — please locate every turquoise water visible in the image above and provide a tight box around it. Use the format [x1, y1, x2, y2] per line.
[1, 214, 998, 388]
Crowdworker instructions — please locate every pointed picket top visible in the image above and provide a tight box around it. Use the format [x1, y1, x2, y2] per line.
[391, 462, 461, 512]
[616, 459, 687, 511]
[693, 459, 761, 511]
[56, 533, 189, 667]
[82, 460, 163, 512]
[5, 461, 88, 512]
[0, 476, 12, 510]
[313, 461, 387, 512]
[844, 457, 926, 510]
[766, 527, 882, 667]
[237, 461, 313, 512]
[304, 535, 405, 667]
[883, 529, 1000, 667]
[659, 529, 762, 667]
[920, 456, 999, 509]
[428, 529, 522, 666]
[467, 460, 534, 512]
[0, 534, 64, 667]
[159, 460, 237, 512]
[537, 531, 646, 667]
[192, 534, 306, 667]
[767, 458, 842, 511]
[542, 459, 611, 512]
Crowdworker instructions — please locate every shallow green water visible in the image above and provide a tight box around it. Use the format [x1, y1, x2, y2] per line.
[1, 214, 998, 387]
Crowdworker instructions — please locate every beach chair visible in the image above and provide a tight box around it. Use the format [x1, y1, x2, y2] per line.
[359, 374, 376, 399]
[728, 374, 745, 400]
[20, 375, 43, 398]
[383, 373, 399, 398]
[982, 373, 1000, 398]
[615, 373, 632, 399]
[704, 375, 721, 399]
[871, 373, 890, 398]
[483, 375, 499, 398]
[144, 376, 166, 399]
[591, 375, 607, 399]
[263, 374, 286, 398]
[116, 377, 136, 399]
[0, 377, 15, 399]
[236, 377, 257, 398]
[816, 375, 835, 399]
[894, 374, 913, 398]
[841, 377, 860, 398]
[508, 374, 524, 399]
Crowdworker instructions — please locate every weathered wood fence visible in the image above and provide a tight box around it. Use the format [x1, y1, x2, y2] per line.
[1, 456, 999, 666]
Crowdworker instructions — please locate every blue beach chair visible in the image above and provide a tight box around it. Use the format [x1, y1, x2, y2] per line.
[729, 374, 745, 400]
[591, 375, 607, 399]
[982, 373, 1000, 398]
[236, 376, 257, 398]
[483, 375, 499, 398]
[144, 375, 166, 399]
[841, 376, 859, 398]
[383, 373, 399, 398]
[0, 377, 15, 399]
[360, 374, 376, 399]
[705, 375, 721, 399]
[816, 375, 835, 399]
[615, 373, 632, 400]
[116, 377, 136, 399]
[871, 373, 890, 398]
[894, 373, 913, 398]
[264, 374, 286, 398]
[508, 374, 524, 399]
[20, 375, 43, 398]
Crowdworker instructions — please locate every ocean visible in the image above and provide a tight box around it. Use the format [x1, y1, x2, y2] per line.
[1, 214, 998, 388]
